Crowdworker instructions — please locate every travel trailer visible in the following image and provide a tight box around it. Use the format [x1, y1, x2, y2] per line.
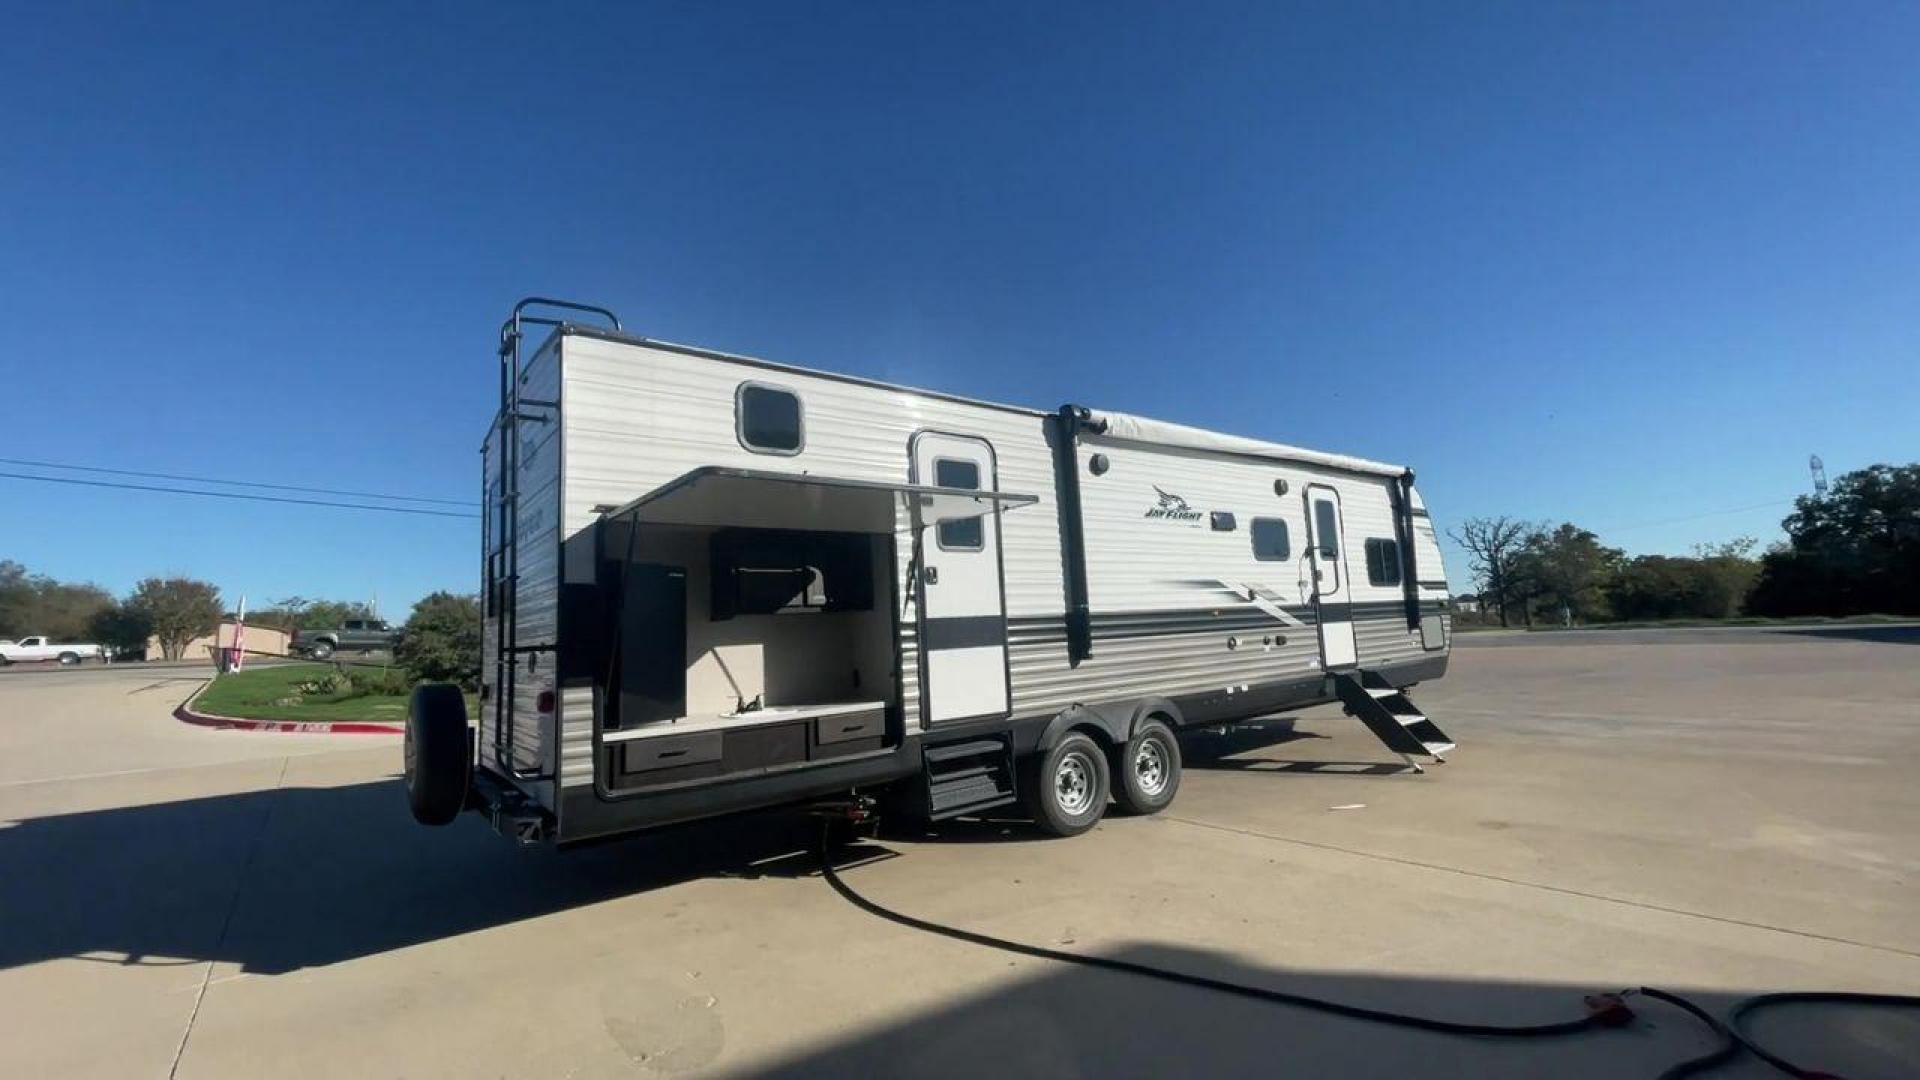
[403, 298, 1456, 845]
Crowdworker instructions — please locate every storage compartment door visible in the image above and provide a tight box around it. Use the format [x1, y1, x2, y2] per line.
[911, 432, 1010, 726]
[616, 563, 687, 728]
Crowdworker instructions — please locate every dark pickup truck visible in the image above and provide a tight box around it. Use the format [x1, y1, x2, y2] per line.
[291, 618, 401, 660]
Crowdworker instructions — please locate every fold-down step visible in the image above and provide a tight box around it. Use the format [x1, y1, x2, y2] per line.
[923, 737, 1018, 820]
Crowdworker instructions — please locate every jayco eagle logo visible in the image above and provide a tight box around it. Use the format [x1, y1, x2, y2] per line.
[1145, 485, 1204, 523]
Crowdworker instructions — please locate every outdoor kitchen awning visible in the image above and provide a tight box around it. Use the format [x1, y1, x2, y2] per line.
[603, 466, 1038, 533]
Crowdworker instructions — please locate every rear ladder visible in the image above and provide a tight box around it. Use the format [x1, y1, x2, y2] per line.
[1333, 670, 1455, 773]
[489, 297, 622, 780]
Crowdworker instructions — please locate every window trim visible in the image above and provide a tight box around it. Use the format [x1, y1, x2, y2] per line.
[1250, 517, 1291, 562]
[734, 381, 805, 457]
[932, 456, 985, 552]
[1365, 537, 1403, 587]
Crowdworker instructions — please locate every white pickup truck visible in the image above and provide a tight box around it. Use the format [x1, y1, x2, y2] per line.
[0, 636, 107, 666]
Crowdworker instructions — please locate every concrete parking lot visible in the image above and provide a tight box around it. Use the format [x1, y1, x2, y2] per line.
[2, 629, 1916, 1078]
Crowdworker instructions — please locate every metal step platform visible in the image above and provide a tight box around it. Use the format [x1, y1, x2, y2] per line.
[1332, 669, 1455, 773]
[922, 737, 1019, 820]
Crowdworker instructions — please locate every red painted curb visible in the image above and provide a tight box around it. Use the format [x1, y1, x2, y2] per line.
[174, 681, 403, 735]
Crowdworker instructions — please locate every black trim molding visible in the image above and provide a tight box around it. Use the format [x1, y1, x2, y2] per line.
[1053, 405, 1095, 666]
[921, 614, 1007, 651]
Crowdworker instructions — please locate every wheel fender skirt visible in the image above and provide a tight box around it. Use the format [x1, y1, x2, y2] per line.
[1038, 697, 1184, 753]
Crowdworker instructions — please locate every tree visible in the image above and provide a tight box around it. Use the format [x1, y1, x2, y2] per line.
[128, 577, 223, 661]
[243, 597, 374, 633]
[1749, 463, 1920, 616]
[1511, 523, 1624, 625]
[0, 560, 29, 637]
[0, 561, 113, 640]
[1603, 545, 1759, 622]
[1447, 517, 1542, 627]
[1688, 538, 1761, 619]
[396, 592, 482, 688]
[87, 602, 154, 656]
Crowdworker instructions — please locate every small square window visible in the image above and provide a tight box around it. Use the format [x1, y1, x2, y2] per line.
[1251, 518, 1290, 561]
[1210, 511, 1237, 532]
[737, 383, 803, 455]
[1365, 538, 1402, 586]
[933, 457, 983, 551]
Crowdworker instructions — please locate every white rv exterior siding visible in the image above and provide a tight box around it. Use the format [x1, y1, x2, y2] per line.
[513, 344, 563, 785]
[491, 326, 1452, 807]
[479, 425, 501, 772]
[552, 333, 1065, 791]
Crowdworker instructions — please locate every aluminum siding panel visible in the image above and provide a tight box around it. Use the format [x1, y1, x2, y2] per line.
[501, 340, 562, 806]
[1069, 434, 1441, 695]
[555, 333, 1067, 790]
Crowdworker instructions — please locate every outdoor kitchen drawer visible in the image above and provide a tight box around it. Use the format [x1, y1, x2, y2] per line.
[813, 707, 885, 746]
[620, 731, 723, 775]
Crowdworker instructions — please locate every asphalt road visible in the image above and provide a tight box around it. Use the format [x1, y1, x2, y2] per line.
[2, 633, 1917, 1078]
[1455, 621, 1920, 647]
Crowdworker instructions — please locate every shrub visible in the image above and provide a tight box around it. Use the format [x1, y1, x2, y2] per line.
[396, 592, 482, 689]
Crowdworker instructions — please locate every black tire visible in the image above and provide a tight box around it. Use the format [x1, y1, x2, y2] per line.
[310, 640, 335, 660]
[1112, 718, 1182, 816]
[1024, 731, 1110, 837]
[58, 652, 80, 667]
[405, 683, 470, 826]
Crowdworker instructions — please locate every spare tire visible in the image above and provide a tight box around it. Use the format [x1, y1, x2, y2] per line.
[406, 683, 471, 826]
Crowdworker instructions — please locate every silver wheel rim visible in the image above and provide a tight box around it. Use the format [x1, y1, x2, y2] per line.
[1054, 749, 1096, 816]
[1133, 738, 1169, 797]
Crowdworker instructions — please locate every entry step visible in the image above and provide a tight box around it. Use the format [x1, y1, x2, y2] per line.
[923, 736, 1018, 820]
[1333, 670, 1456, 769]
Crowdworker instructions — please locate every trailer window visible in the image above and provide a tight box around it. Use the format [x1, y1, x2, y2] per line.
[736, 383, 804, 455]
[1365, 538, 1402, 586]
[1313, 499, 1339, 557]
[1251, 518, 1290, 561]
[933, 458, 984, 551]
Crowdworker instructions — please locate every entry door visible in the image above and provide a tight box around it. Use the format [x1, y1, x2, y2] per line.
[910, 432, 1011, 725]
[1304, 484, 1359, 669]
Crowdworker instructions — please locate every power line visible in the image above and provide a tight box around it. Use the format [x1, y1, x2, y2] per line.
[0, 456, 474, 508]
[0, 471, 478, 519]
[1600, 498, 1795, 535]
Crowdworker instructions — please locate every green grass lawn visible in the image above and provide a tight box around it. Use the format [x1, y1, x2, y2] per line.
[193, 662, 475, 724]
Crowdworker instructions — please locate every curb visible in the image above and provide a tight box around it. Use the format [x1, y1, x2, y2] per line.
[174, 679, 404, 736]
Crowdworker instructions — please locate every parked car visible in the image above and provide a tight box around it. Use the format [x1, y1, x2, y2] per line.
[290, 618, 401, 660]
[0, 636, 107, 666]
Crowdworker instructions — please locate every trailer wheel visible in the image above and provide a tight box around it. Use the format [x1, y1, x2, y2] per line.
[1025, 731, 1110, 837]
[1113, 718, 1181, 816]
[405, 683, 470, 826]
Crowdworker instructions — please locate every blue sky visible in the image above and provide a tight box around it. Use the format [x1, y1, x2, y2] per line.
[3, 2, 1916, 614]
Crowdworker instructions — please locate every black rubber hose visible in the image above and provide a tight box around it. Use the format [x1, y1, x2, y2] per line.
[817, 826, 1628, 1039]
[1639, 986, 1742, 1079]
[815, 829, 1920, 1077]
[1730, 992, 1920, 1078]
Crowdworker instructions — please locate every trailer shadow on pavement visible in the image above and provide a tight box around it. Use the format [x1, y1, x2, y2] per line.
[7, 774, 1918, 1076]
[0, 778, 854, 978]
[1177, 719, 1416, 775]
[0, 720, 1436, 983]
